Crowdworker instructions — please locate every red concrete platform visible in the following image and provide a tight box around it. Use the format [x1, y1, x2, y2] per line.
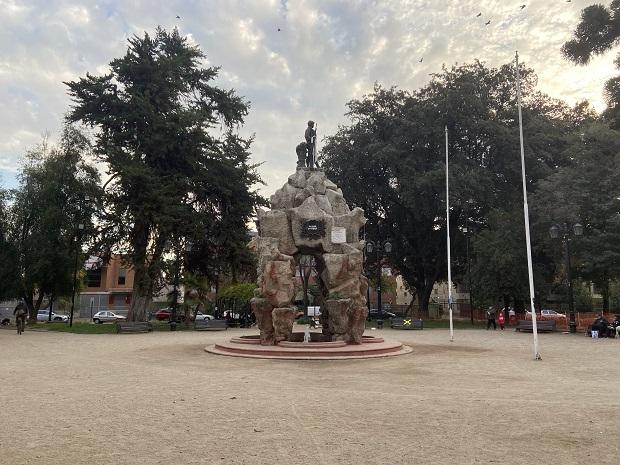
[205, 334, 412, 360]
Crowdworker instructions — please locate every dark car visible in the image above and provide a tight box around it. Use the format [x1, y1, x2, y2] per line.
[367, 308, 396, 320]
[154, 308, 192, 322]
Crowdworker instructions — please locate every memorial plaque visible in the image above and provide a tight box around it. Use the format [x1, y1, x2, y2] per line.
[301, 220, 325, 239]
[331, 226, 346, 244]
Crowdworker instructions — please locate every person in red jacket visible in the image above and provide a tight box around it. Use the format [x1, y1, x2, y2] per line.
[498, 310, 506, 330]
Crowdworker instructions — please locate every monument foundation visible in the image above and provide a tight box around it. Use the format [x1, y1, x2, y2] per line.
[206, 132, 410, 359]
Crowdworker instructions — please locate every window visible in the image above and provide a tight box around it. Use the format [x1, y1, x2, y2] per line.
[86, 269, 102, 288]
[118, 268, 126, 286]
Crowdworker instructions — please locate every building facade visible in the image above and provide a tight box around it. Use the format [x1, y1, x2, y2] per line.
[78, 255, 135, 318]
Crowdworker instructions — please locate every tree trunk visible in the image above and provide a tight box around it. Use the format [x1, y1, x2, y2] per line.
[24, 292, 44, 322]
[127, 217, 154, 321]
[601, 278, 610, 313]
[416, 285, 433, 319]
[127, 291, 151, 322]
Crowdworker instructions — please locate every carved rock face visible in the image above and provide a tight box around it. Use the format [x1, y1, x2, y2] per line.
[258, 209, 297, 256]
[272, 307, 296, 342]
[261, 260, 296, 308]
[250, 297, 274, 345]
[254, 169, 368, 344]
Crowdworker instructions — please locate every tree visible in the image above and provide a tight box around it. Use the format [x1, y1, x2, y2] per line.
[2, 127, 100, 319]
[0, 187, 19, 301]
[321, 61, 573, 313]
[563, 1, 620, 128]
[562, 1, 620, 66]
[66, 28, 264, 321]
[469, 208, 554, 313]
[532, 122, 620, 311]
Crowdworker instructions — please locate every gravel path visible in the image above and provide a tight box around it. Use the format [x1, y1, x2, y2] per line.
[1, 326, 618, 465]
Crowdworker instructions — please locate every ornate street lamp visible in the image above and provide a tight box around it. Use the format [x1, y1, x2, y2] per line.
[365, 239, 392, 326]
[549, 222, 583, 333]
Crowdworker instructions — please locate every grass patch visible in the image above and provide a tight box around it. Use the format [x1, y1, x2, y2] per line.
[40, 322, 117, 334]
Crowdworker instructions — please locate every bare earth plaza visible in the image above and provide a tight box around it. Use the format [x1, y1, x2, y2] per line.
[2, 328, 619, 465]
[2, 1, 620, 465]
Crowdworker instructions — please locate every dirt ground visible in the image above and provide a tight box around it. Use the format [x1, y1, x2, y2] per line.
[1, 325, 618, 465]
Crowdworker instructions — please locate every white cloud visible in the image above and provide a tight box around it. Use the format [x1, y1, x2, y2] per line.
[0, 0, 615, 196]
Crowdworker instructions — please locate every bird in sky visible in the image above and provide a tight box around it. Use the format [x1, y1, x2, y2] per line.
[485, 20, 491, 25]
[419, 57, 423, 63]
[520, 4, 526, 9]
[277, 28, 281, 31]
[176, 15, 180, 19]
[476, 12, 482, 17]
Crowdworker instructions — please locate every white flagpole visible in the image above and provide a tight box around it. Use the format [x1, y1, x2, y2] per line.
[445, 125, 454, 342]
[515, 51, 541, 360]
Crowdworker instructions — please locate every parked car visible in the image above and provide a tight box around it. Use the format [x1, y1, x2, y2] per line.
[527, 309, 566, 319]
[367, 308, 397, 320]
[541, 309, 566, 319]
[92, 311, 127, 324]
[154, 308, 191, 321]
[194, 312, 214, 321]
[37, 310, 69, 322]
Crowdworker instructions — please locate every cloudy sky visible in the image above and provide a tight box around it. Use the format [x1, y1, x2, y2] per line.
[0, 0, 616, 196]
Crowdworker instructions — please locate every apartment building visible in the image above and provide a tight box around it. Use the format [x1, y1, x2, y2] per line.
[78, 255, 135, 318]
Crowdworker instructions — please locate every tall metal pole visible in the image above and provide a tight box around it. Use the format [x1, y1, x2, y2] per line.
[445, 126, 454, 342]
[69, 225, 82, 328]
[516, 51, 541, 360]
[69, 241, 80, 327]
[170, 242, 180, 331]
[377, 247, 382, 321]
[565, 234, 577, 333]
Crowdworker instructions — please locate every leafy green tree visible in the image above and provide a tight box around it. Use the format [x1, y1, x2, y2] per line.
[218, 283, 257, 302]
[66, 28, 263, 321]
[532, 122, 620, 311]
[322, 61, 573, 312]
[470, 208, 554, 313]
[2, 128, 100, 319]
[0, 187, 19, 301]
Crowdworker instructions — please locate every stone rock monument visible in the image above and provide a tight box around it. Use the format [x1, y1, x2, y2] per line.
[251, 146, 369, 345]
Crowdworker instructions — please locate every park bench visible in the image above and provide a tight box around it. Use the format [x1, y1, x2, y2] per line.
[391, 317, 423, 330]
[194, 319, 228, 331]
[515, 320, 556, 332]
[115, 321, 153, 334]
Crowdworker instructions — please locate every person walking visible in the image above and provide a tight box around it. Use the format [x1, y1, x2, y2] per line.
[498, 310, 505, 330]
[486, 307, 497, 330]
[13, 302, 28, 335]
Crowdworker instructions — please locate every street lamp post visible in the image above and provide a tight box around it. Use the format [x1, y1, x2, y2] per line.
[69, 194, 89, 327]
[549, 222, 583, 333]
[365, 239, 392, 327]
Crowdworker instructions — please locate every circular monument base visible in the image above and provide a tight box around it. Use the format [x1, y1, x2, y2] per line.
[205, 333, 412, 360]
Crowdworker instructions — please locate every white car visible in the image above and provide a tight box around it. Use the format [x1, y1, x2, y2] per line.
[541, 309, 566, 319]
[526, 309, 567, 319]
[93, 311, 127, 324]
[194, 312, 214, 321]
[37, 310, 69, 322]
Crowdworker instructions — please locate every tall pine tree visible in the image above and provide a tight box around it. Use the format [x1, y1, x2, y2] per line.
[66, 28, 263, 321]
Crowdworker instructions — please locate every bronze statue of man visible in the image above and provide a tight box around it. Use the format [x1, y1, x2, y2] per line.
[304, 120, 316, 168]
